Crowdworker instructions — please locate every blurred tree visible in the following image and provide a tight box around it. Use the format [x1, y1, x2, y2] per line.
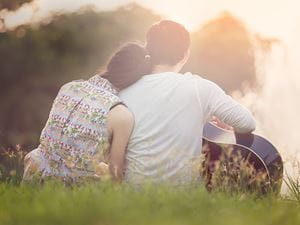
[0, 0, 34, 11]
[184, 12, 257, 94]
[0, 3, 161, 149]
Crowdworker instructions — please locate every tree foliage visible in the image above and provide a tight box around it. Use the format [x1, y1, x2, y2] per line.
[0, 0, 34, 11]
[185, 12, 257, 93]
[0, 3, 161, 149]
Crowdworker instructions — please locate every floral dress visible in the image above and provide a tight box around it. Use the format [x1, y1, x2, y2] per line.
[23, 75, 122, 183]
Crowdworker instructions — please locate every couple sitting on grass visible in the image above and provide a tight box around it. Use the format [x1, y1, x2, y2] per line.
[23, 20, 256, 187]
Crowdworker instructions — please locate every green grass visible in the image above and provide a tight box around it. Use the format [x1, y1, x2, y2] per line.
[1, 147, 299, 225]
[0, 182, 299, 225]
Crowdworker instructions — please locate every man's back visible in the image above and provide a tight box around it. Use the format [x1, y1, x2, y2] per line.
[120, 72, 255, 186]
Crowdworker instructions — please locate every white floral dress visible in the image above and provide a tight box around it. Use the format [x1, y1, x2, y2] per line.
[23, 75, 122, 183]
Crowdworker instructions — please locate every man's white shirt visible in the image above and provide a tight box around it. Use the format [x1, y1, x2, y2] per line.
[119, 72, 255, 186]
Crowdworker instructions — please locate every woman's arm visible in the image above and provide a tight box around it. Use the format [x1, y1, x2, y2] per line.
[106, 104, 134, 182]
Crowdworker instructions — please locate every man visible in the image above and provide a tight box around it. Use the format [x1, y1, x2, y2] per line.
[119, 20, 256, 186]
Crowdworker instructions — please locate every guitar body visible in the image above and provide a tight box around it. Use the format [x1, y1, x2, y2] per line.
[202, 123, 283, 193]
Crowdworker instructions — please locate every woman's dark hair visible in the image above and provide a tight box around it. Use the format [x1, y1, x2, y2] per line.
[101, 42, 152, 90]
[101, 20, 190, 90]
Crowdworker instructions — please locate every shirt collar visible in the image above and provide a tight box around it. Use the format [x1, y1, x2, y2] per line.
[88, 74, 118, 95]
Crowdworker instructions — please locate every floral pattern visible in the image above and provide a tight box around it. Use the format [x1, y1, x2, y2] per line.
[23, 75, 121, 183]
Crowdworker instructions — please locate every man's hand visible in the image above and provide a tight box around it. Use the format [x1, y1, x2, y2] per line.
[211, 116, 234, 131]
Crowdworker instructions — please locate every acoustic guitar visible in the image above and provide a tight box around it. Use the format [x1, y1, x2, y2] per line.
[202, 122, 283, 193]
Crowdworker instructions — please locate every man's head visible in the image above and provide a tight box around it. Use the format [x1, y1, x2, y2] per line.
[146, 20, 191, 67]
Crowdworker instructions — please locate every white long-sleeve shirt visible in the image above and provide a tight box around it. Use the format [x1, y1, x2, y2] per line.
[119, 72, 256, 186]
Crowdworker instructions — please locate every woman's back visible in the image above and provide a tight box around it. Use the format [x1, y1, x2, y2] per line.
[23, 75, 121, 182]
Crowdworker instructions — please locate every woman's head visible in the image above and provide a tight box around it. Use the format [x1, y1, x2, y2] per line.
[101, 42, 152, 90]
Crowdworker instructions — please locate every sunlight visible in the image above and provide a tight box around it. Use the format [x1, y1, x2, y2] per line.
[3, 0, 300, 41]
[139, 0, 300, 40]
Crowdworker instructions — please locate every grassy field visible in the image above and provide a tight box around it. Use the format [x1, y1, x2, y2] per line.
[0, 181, 299, 225]
[1, 148, 300, 225]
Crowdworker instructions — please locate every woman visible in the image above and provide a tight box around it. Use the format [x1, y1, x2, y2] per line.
[23, 43, 152, 184]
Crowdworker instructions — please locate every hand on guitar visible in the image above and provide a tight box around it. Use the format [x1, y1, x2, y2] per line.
[210, 116, 234, 131]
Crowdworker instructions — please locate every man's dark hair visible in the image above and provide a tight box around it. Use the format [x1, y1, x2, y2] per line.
[146, 20, 191, 66]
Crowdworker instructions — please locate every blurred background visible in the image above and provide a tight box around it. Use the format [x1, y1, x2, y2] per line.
[0, 0, 299, 183]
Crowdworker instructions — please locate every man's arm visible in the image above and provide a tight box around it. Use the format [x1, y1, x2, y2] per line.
[197, 80, 256, 133]
[106, 104, 134, 182]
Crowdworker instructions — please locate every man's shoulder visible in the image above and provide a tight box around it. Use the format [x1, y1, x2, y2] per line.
[183, 72, 218, 87]
[183, 73, 227, 100]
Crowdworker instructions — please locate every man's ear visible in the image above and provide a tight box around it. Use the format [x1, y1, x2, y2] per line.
[177, 48, 190, 71]
[183, 49, 190, 64]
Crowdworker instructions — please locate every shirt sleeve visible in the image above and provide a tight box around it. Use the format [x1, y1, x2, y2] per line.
[196, 78, 256, 133]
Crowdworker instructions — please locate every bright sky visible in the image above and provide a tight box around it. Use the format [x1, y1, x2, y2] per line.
[2, 0, 300, 41]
